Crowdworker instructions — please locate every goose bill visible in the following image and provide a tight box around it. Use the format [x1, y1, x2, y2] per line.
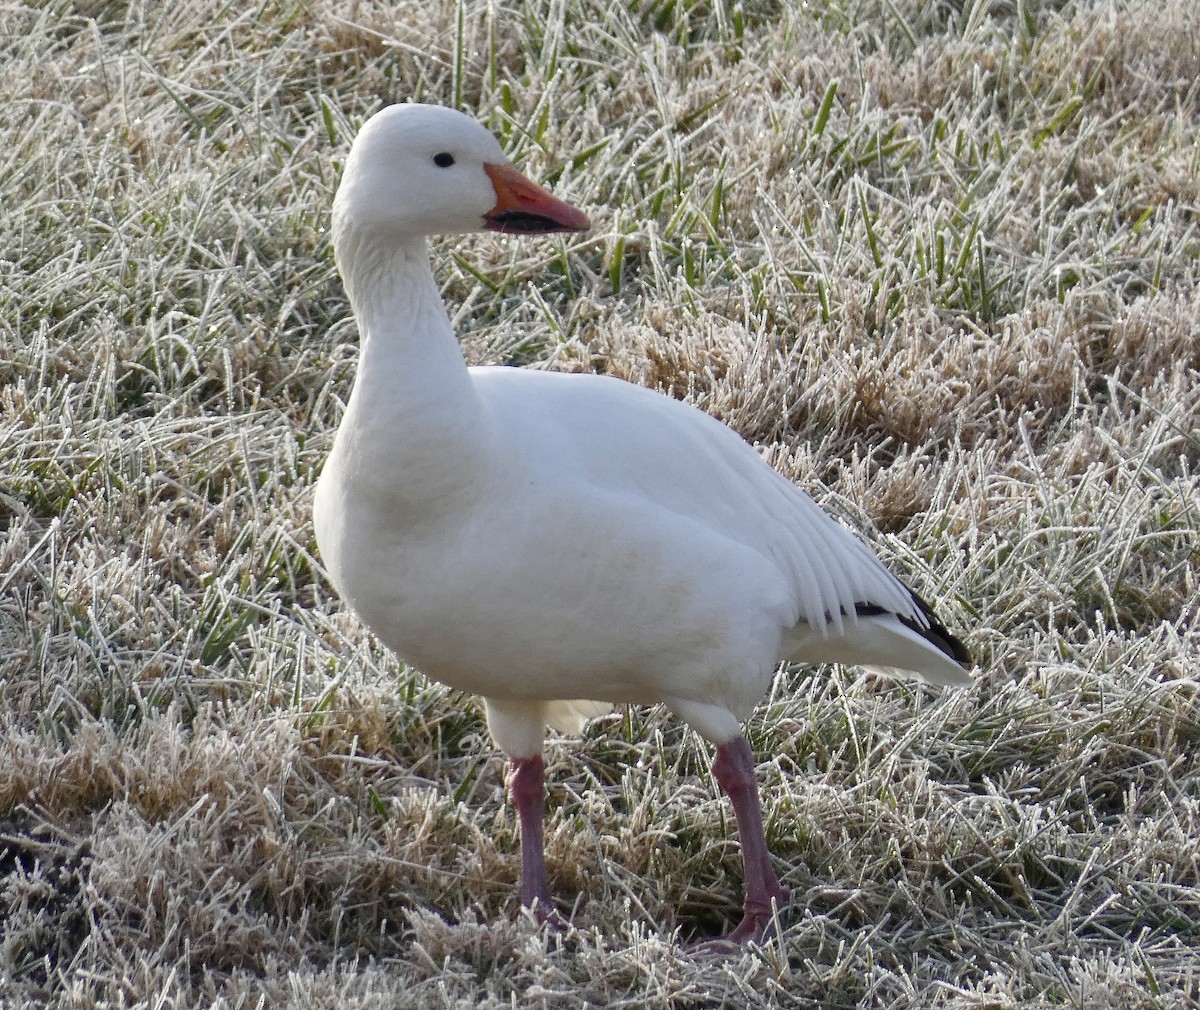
[483, 163, 590, 234]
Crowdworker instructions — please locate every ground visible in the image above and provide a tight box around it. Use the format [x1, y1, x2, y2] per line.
[1, 0, 1198, 1007]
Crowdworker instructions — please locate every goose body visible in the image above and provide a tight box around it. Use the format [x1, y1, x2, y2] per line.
[314, 103, 972, 942]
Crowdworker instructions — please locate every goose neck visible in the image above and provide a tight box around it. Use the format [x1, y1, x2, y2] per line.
[333, 230, 495, 505]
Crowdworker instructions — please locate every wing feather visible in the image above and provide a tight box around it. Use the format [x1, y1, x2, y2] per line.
[474, 367, 953, 650]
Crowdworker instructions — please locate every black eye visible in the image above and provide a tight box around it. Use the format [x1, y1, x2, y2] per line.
[433, 152, 455, 168]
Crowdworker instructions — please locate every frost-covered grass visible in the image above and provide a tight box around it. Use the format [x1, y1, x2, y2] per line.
[2, 0, 1199, 1006]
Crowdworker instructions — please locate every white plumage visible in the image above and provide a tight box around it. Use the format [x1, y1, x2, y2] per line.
[313, 103, 972, 943]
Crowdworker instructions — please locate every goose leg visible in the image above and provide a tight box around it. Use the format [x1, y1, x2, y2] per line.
[711, 735, 790, 943]
[506, 754, 555, 918]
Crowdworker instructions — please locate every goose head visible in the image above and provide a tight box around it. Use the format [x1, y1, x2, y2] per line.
[332, 103, 590, 247]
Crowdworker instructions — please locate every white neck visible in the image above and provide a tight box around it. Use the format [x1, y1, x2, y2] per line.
[330, 230, 494, 510]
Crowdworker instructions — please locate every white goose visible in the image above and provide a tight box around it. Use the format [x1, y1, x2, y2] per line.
[313, 103, 972, 944]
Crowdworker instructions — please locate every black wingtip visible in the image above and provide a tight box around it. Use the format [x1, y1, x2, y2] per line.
[854, 590, 972, 668]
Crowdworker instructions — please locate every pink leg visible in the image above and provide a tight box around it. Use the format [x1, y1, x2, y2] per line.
[506, 755, 556, 921]
[711, 736, 790, 943]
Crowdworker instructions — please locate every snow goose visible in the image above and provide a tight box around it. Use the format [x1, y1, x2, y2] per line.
[313, 103, 972, 944]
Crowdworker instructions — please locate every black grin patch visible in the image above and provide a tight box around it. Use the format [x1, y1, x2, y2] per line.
[485, 210, 568, 233]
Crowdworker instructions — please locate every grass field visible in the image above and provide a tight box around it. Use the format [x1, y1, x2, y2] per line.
[2, 0, 1199, 1006]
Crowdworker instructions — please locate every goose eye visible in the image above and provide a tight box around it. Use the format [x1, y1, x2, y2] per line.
[433, 152, 455, 168]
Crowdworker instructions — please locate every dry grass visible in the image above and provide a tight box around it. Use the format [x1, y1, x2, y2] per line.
[2, 0, 1199, 1006]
